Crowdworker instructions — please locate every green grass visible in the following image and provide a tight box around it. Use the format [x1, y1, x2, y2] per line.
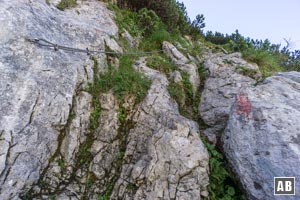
[146, 55, 176, 74]
[57, 158, 66, 170]
[168, 71, 200, 120]
[242, 49, 284, 78]
[56, 0, 77, 11]
[236, 65, 259, 79]
[98, 178, 116, 200]
[139, 27, 171, 51]
[117, 106, 126, 124]
[88, 55, 150, 103]
[108, 4, 142, 37]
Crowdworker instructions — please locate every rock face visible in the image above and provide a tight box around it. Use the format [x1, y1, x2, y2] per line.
[0, 0, 118, 199]
[199, 52, 261, 139]
[110, 58, 210, 199]
[0, 1, 210, 199]
[5, 0, 300, 200]
[163, 41, 200, 92]
[223, 71, 300, 200]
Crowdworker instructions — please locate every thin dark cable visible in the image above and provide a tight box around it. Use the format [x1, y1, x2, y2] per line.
[25, 37, 165, 55]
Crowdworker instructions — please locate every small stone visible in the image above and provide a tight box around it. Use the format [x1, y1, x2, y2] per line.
[170, 71, 182, 83]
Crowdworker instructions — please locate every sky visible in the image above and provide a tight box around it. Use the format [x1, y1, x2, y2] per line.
[179, 0, 300, 50]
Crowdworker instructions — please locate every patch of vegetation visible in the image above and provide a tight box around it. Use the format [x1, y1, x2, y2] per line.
[190, 42, 203, 57]
[115, 0, 206, 38]
[74, 57, 101, 170]
[175, 39, 203, 59]
[57, 158, 66, 170]
[168, 71, 200, 120]
[117, 106, 126, 124]
[20, 189, 34, 200]
[146, 55, 176, 74]
[203, 141, 246, 200]
[204, 30, 293, 76]
[197, 62, 207, 80]
[88, 55, 150, 103]
[56, 0, 77, 11]
[86, 172, 98, 190]
[50, 194, 56, 200]
[223, 59, 234, 65]
[236, 65, 259, 79]
[109, 3, 192, 52]
[109, 4, 142, 37]
[242, 49, 284, 77]
[98, 177, 116, 200]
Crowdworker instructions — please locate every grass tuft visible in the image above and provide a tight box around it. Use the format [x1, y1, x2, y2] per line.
[242, 49, 284, 78]
[87, 55, 150, 103]
[57, 0, 77, 11]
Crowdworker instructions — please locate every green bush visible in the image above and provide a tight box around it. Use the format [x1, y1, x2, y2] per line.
[204, 142, 246, 200]
[109, 5, 141, 37]
[116, 0, 205, 35]
[137, 8, 160, 36]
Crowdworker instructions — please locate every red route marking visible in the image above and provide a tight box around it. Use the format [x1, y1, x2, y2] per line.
[236, 93, 252, 117]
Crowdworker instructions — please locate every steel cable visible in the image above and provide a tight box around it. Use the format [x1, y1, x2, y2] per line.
[25, 37, 165, 55]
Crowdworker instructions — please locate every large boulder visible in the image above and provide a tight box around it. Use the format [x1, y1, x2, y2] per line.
[0, 0, 118, 199]
[199, 52, 261, 140]
[110, 58, 210, 200]
[223, 71, 300, 200]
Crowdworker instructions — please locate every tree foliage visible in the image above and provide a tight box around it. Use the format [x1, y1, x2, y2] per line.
[205, 30, 300, 72]
[116, 0, 205, 36]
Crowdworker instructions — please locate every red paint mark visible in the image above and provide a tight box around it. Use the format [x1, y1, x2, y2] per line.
[236, 93, 252, 117]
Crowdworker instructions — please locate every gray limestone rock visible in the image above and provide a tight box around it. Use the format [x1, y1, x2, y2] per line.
[90, 92, 120, 190]
[110, 58, 210, 200]
[170, 70, 183, 83]
[61, 91, 93, 165]
[121, 29, 140, 48]
[0, 0, 117, 199]
[163, 41, 200, 92]
[199, 52, 261, 135]
[223, 71, 300, 200]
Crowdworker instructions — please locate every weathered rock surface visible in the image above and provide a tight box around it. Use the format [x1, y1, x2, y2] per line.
[110, 58, 210, 200]
[223, 71, 300, 200]
[199, 52, 261, 139]
[163, 41, 200, 92]
[0, 0, 118, 199]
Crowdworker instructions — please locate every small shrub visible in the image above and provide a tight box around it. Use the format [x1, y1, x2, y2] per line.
[139, 27, 171, 51]
[204, 141, 246, 200]
[108, 5, 142, 37]
[56, 0, 77, 11]
[137, 8, 160, 36]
